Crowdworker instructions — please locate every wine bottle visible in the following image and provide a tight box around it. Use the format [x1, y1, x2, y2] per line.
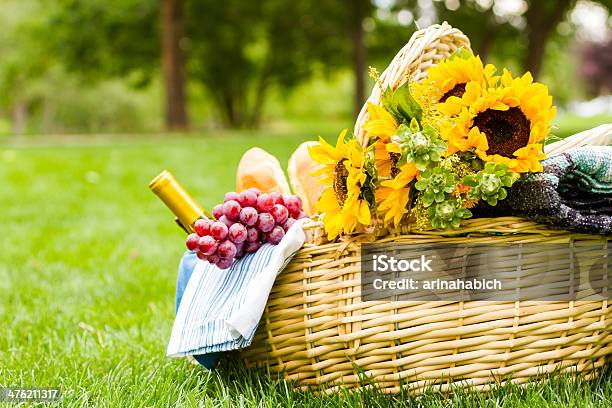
[149, 170, 210, 233]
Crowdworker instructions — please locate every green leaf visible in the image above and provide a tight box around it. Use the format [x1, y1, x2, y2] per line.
[409, 117, 420, 133]
[449, 47, 474, 61]
[383, 83, 423, 123]
[422, 125, 436, 137]
[381, 87, 396, 115]
[396, 123, 409, 134]
[430, 217, 439, 229]
[462, 176, 477, 187]
[423, 191, 434, 207]
[397, 86, 423, 122]
[501, 176, 513, 187]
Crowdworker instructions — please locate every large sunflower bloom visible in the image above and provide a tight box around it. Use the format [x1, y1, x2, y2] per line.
[442, 70, 556, 173]
[413, 55, 498, 116]
[376, 162, 419, 227]
[362, 102, 399, 178]
[309, 130, 371, 239]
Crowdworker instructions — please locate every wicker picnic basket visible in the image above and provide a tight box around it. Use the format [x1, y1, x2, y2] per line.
[241, 23, 612, 394]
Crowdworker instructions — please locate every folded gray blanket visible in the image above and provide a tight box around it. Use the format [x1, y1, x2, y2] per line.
[476, 146, 612, 234]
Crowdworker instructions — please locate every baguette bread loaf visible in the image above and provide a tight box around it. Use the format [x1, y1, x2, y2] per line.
[287, 142, 324, 215]
[236, 147, 291, 195]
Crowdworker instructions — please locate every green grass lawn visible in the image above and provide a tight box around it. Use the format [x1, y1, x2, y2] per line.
[1, 125, 611, 406]
[553, 114, 612, 140]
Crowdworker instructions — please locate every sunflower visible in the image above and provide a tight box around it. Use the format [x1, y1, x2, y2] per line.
[376, 162, 419, 227]
[413, 54, 498, 116]
[362, 102, 399, 178]
[309, 130, 372, 240]
[441, 70, 556, 173]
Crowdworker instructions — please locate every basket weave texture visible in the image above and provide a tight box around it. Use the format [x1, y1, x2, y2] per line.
[241, 23, 612, 394]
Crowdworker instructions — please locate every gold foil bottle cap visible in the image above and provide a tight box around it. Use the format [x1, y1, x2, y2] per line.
[149, 170, 206, 232]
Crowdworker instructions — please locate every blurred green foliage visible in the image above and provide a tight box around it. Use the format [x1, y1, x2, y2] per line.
[50, 0, 159, 84]
[183, 0, 353, 127]
[0, 0, 609, 135]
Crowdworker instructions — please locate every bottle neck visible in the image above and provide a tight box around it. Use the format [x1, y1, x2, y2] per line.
[149, 170, 207, 233]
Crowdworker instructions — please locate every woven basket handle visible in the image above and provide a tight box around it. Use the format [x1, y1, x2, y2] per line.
[545, 124, 612, 156]
[354, 22, 471, 147]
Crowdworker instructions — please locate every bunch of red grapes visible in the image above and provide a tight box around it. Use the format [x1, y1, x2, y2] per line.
[185, 188, 307, 269]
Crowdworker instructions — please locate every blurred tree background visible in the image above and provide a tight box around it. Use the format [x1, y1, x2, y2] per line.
[0, 0, 610, 135]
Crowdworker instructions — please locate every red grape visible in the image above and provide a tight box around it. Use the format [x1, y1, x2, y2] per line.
[194, 219, 212, 236]
[282, 218, 296, 232]
[218, 215, 234, 228]
[223, 200, 242, 221]
[284, 195, 302, 218]
[210, 221, 228, 240]
[198, 235, 218, 255]
[217, 240, 237, 259]
[235, 241, 244, 250]
[186, 233, 200, 251]
[266, 226, 285, 245]
[238, 189, 258, 207]
[216, 257, 234, 270]
[270, 204, 289, 225]
[228, 223, 247, 244]
[234, 241, 245, 258]
[257, 193, 275, 212]
[224, 191, 240, 203]
[208, 253, 220, 265]
[245, 240, 262, 254]
[188, 189, 304, 264]
[212, 204, 224, 220]
[246, 227, 259, 242]
[270, 191, 284, 206]
[257, 213, 275, 233]
[297, 211, 308, 220]
[239, 207, 258, 226]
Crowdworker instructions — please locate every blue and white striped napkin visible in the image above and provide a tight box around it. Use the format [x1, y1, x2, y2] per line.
[167, 220, 306, 360]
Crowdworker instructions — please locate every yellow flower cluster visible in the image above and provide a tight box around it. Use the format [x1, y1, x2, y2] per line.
[308, 130, 371, 240]
[441, 68, 556, 173]
[309, 52, 557, 238]
[362, 103, 399, 179]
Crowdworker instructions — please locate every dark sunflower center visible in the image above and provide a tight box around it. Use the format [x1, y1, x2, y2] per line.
[473, 107, 531, 158]
[389, 152, 401, 178]
[439, 83, 467, 103]
[333, 159, 349, 205]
